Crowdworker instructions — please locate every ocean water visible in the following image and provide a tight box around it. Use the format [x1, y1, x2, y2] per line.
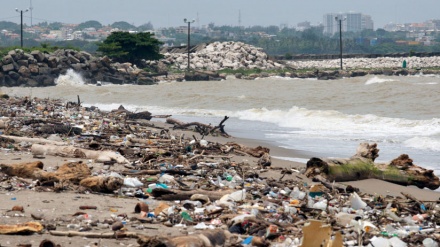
[3, 70, 440, 175]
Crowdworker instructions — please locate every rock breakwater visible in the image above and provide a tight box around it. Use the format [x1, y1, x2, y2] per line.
[0, 49, 156, 87]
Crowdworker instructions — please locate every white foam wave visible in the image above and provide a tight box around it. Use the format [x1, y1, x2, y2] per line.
[365, 76, 396, 85]
[416, 82, 438, 85]
[233, 107, 440, 138]
[404, 137, 440, 151]
[55, 69, 86, 86]
[82, 102, 440, 142]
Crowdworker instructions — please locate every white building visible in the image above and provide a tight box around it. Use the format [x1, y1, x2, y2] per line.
[323, 12, 374, 35]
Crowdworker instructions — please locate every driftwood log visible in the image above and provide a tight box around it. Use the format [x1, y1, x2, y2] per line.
[166, 116, 230, 137]
[151, 188, 232, 201]
[137, 229, 233, 247]
[224, 142, 270, 158]
[31, 143, 129, 163]
[0, 161, 91, 184]
[79, 176, 123, 193]
[0, 135, 67, 146]
[0, 161, 122, 193]
[305, 143, 440, 190]
[0, 222, 44, 234]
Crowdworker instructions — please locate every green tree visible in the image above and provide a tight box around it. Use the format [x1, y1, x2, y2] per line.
[97, 31, 163, 66]
[47, 22, 63, 30]
[137, 22, 154, 31]
[77, 20, 102, 30]
[0, 21, 19, 31]
[111, 21, 135, 30]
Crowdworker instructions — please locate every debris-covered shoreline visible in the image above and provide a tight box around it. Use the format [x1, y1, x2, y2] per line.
[0, 95, 439, 247]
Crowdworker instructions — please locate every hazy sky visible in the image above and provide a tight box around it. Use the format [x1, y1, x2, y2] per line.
[1, 0, 439, 29]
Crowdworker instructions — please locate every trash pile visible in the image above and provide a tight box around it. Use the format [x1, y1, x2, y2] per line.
[0, 95, 439, 247]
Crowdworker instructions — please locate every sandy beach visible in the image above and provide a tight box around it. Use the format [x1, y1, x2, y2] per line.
[1, 97, 440, 246]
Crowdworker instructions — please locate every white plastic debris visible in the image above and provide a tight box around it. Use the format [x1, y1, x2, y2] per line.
[350, 192, 367, 210]
[123, 177, 143, 187]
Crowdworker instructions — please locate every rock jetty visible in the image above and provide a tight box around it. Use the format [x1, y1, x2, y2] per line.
[0, 49, 157, 87]
[158, 41, 284, 71]
[3, 42, 440, 87]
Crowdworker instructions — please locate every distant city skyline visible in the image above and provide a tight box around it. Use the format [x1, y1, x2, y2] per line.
[0, 0, 439, 29]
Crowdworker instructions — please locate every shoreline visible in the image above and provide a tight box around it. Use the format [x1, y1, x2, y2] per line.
[1, 95, 440, 246]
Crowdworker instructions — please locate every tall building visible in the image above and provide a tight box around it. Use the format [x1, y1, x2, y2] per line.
[323, 12, 374, 35]
[362, 15, 374, 30]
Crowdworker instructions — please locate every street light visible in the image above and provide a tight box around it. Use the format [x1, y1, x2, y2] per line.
[183, 18, 195, 71]
[16, 8, 29, 47]
[335, 16, 346, 70]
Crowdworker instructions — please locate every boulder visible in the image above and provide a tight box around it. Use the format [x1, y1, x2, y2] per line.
[2, 63, 15, 72]
[137, 76, 156, 85]
[28, 64, 39, 75]
[17, 59, 29, 67]
[68, 54, 80, 64]
[31, 50, 45, 62]
[8, 71, 20, 81]
[39, 67, 51, 75]
[18, 66, 31, 77]
[47, 56, 59, 68]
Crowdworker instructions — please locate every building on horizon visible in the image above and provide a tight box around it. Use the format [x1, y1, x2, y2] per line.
[323, 12, 374, 35]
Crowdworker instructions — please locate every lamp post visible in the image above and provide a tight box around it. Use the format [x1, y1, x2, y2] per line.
[16, 8, 29, 47]
[335, 16, 346, 70]
[183, 18, 195, 71]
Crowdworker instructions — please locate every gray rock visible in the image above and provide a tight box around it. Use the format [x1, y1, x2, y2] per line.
[2, 55, 13, 65]
[2, 63, 15, 72]
[29, 64, 39, 74]
[8, 71, 20, 81]
[18, 66, 31, 77]
[68, 54, 80, 64]
[17, 59, 29, 67]
[39, 67, 51, 75]
[47, 56, 59, 68]
[31, 50, 45, 62]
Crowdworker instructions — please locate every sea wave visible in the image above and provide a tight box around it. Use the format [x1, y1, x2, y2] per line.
[83, 102, 440, 140]
[404, 137, 440, 151]
[365, 76, 396, 85]
[55, 69, 86, 86]
[234, 107, 440, 137]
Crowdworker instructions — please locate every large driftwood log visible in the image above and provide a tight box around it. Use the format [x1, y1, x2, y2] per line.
[79, 176, 123, 193]
[50, 230, 139, 238]
[0, 222, 44, 234]
[166, 116, 230, 137]
[0, 161, 91, 184]
[31, 143, 129, 163]
[151, 188, 232, 201]
[224, 142, 270, 158]
[305, 143, 440, 190]
[0, 135, 67, 146]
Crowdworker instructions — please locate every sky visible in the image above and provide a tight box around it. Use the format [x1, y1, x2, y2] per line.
[1, 0, 439, 29]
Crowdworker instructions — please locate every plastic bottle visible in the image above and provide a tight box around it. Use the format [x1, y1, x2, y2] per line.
[423, 238, 439, 247]
[403, 225, 421, 232]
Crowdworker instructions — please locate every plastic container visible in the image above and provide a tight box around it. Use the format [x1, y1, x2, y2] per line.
[229, 189, 247, 202]
[123, 177, 143, 187]
[313, 199, 327, 210]
[423, 238, 439, 247]
[404, 225, 421, 232]
[350, 192, 367, 210]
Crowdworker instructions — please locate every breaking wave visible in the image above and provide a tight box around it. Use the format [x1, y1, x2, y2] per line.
[55, 69, 85, 86]
[365, 76, 396, 85]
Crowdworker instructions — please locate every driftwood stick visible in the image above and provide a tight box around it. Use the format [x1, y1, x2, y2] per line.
[49, 230, 139, 239]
